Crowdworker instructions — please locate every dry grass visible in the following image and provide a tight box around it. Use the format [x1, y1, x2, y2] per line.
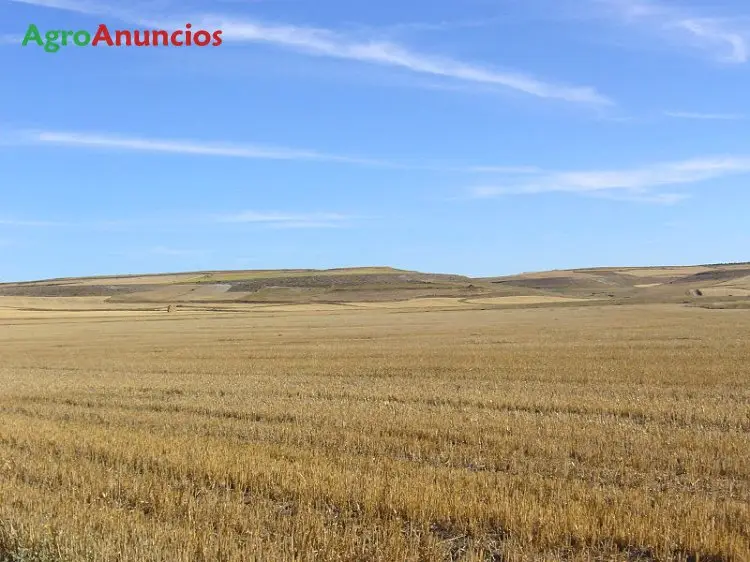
[0, 302, 748, 561]
[466, 296, 588, 305]
[613, 268, 712, 279]
[193, 267, 403, 282]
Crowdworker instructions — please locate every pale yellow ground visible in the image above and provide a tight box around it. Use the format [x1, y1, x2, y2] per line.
[0, 296, 111, 309]
[0, 294, 592, 318]
[70, 268, 401, 286]
[0, 301, 748, 562]
[717, 274, 750, 289]
[115, 284, 240, 302]
[616, 266, 711, 278]
[467, 295, 588, 305]
[74, 273, 204, 286]
[0, 297, 166, 319]
[698, 288, 750, 297]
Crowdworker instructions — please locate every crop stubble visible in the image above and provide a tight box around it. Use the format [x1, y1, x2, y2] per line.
[0, 303, 748, 561]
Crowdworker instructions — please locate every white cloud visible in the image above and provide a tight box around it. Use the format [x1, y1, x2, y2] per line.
[675, 18, 748, 63]
[10, 0, 94, 10]
[216, 211, 352, 229]
[267, 221, 348, 229]
[0, 211, 354, 231]
[0, 34, 22, 45]
[371, 18, 504, 34]
[9, 0, 612, 105]
[595, 0, 750, 63]
[217, 211, 348, 223]
[204, 17, 612, 105]
[471, 156, 750, 202]
[462, 165, 542, 174]
[0, 217, 152, 230]
[665, 111, 746, 120]
[25, 130, 391, 167]
[5, 127, 548, 173]
[0, 218, 71, 227]
[9, 0, 134, 18]
[587, 190, 690, 204]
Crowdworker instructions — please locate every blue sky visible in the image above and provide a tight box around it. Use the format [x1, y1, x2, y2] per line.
[1, 0, 749, 280]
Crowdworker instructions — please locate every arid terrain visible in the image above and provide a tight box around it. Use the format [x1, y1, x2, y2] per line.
[0, 264, 749, 561]
[2, 263, 749, 310]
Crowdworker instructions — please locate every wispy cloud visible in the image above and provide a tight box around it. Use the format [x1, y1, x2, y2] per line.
[665, 111, 746, 121]
[10, 0, 96, 10]
[215, 211, 352, 229]
[21, 130, 392, 167]
[0, 34, 22, 45]
[205, 17, 612, 105]
[9, 0, 613, 105]
[462, 165, 541, 174]
[595, 0, 750, 63]
[0, 211, 355, 231]
[351, 17, 506, 35]
[675, 17, 748, 63]
[0, 217, 156, 230]
[471, 155, 750, 202]
[586, 190, 690, 204]
[9, 0, 135, 19]
[4, 127, 545, 173]
[0, 218, 72, 227]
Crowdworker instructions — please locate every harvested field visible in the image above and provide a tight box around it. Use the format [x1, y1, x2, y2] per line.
[612, 267, 712, 278]
[1, 301, 749, 561]
[698, 288, 750, 298]
[466, 295, 588, 305]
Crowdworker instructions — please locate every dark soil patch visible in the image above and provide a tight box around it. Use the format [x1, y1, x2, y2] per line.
[0, 285, 153, 297]
[227, 274, 439, 292]
[670, 269, 750, 284]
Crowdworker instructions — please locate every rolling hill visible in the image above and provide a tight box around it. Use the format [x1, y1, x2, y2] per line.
[1, 263, 749, 310]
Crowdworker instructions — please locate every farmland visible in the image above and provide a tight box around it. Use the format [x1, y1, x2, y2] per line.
[1, 284, 749, 561]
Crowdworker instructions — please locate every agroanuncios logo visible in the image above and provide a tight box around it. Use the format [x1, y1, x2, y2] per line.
[21, 23, 223, 53]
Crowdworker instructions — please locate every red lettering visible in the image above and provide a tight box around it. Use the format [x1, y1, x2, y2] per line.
[170, 30, 183, 46]
[114, 30, 132, 46]
[90, 25, 222, 48]
[91, 24, 114, 47]
[152, 30, 169, 46]
[133, 30, 150, 46]
[193, 30, 211, 46]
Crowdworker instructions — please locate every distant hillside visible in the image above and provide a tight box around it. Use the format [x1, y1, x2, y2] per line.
[1, 263, 748, 306]
[0, 267, 503, 304]
[481, 262, 750, 304]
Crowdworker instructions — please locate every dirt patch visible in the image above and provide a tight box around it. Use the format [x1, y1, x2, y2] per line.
[468, 296, 590, 305]
[0, 284, 153, 297]
[227, 274, 438, 292]
[670, 269, 750, 285]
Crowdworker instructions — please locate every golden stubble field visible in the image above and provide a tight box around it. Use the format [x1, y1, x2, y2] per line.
[0, 301, 748, 561]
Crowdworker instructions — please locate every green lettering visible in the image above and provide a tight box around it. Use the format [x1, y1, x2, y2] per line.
[21, 24, 43, 47]
[44, 30, 60, 53]
[73, 30, 91, 46]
